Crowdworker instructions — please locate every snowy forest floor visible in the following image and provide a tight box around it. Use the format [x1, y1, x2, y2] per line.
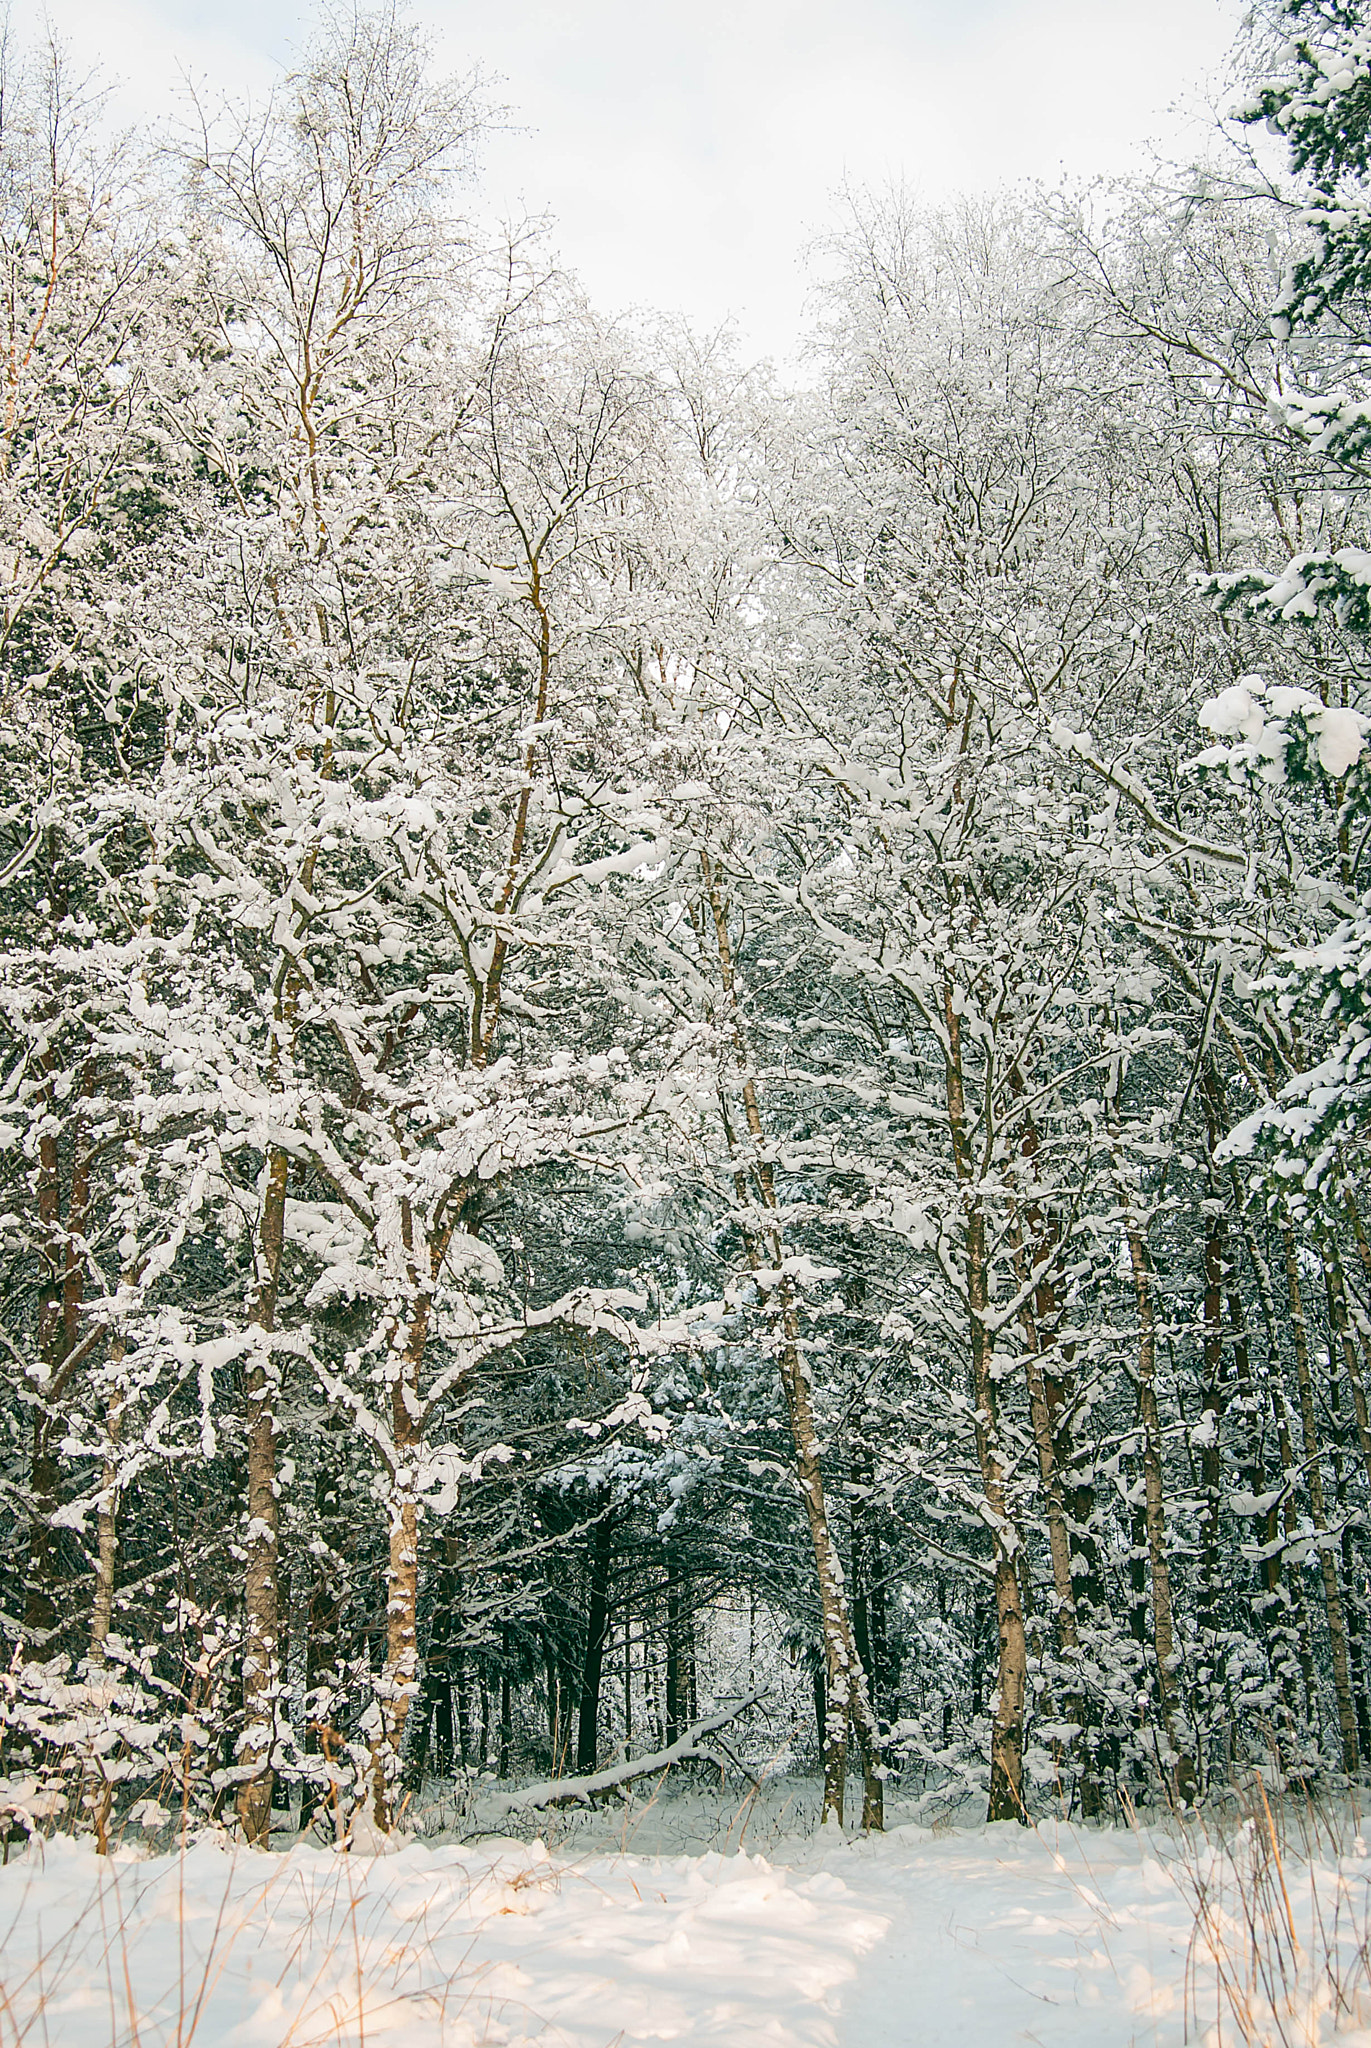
[4, 1779, 1371, 2046]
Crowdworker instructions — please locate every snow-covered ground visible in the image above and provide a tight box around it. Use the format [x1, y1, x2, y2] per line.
[1, 1791, 1369, 2046]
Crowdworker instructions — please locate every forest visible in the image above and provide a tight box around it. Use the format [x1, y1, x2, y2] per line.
[8, 0, 1371, 1862]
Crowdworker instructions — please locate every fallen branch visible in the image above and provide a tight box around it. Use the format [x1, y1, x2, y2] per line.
[483, 1697, 762, 1816]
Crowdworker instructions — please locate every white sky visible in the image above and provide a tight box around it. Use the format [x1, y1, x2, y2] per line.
[42, 0, 1246, 363]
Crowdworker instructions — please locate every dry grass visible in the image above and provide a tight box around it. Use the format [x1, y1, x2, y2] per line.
[0, 1842, 569, 2048]
[1157, 1778, 1371, 2047]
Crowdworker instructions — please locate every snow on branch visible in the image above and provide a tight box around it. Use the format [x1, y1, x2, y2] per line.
[482, 1697, 762, 1817]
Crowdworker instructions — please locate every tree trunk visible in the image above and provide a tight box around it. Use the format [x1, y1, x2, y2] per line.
[701, 857, 881, 1828]
[1011, 1214, 1099, 1816]
[1322, 1232, 1371, 1494]
[944, 990, 1026, 1825]
[812, 1654, 826, 1762]
[406, 1678, 435, 1784]
[89, 1369, 123, 1667]
[1282, 1228, 1360, 1772]
[665, 1552, 684, 1748]
[1197, 1214, 1227, 1648]
[851, 1451, 890, 1724]
[578, 1514, 614, 1774]
[1343, 1531, 1371, 1762]
[1235, 1211, 1317, 1730]
[1268, 1375, 1320, 1726]
[1007, 1085, 1103, 1814]
[499, 1623, 513, 1780]
[622, 1619, 633, 1750]
[372, 1284, 444, 1827]
[237, 1141, 289, 1848]
[456, 1649, 475, 1770]
[773, 1282, 882, 1827]
[1193, 1204, 1232, 1784]
[968, 1234, 1028, 1824]
[545, 1634, 562, 1765]
[434, 1671, 455, 1776]
[1327, 1361, 1371, 1759]
[1127, 1486, 1150, 1651]
[1121, 1206, 1195, 1801]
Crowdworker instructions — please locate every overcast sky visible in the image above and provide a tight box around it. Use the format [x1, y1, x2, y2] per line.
[42, 0, 1246, 362]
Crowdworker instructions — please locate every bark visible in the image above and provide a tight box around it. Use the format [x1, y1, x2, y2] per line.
[237, 878, 316, 1848]
[365, 1175, 472, 1827]
[1282, 1229, 1360, 1772]
[499, 1627, 513, 1781]
[456, 1650, 475, 1770]
[577, 1514, 614, 1774]
[544, 1635, 562, 1765]
[1343, 1530, 1371, 1763]
[702, 857, 881, 1828]
[1127, 1488, 1150, 1650]
[89, 1362, 123, 1666]
[419, 1540, 460, 1781]
[373, 1485, 420, 1823]
[1268, 1377, 1320, 1723]
[1021, 1342, 1078, 1659]
[781, 1297, 877, 1824]
[945, 990, 1026, 1824]
[1235, 1213, 1318, 1727]
[369, 1291, 431, 1828]
[968, 1201, 1028, 1824]
[967, 1587, 988, 1719]
[1196, 1079, 1240, 1680]
[665, 1552, 685, 1748]
[1327, 1361, 1371, 1759]
[851, 1450, 890, 1722]
[1190, 1199, 1235, 1798]
[406, 1677, 434, 1783]
[433, 1672, 456, 1776]
[1120, 1205, 1195, 1801]
[237, 1140, 289, 1848]
[1197, 1214, 1227, 1662]
[301, 1567, 343, 1834]
[1009, 1207, 1099, 1815]
[1322, 1233, 1371, 1495]
[813, 1655, 827, 1760]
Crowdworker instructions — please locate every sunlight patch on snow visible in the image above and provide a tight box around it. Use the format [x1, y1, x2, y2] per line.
[0, 1807, 1270, 2048]
[0, 1831, 885, 2048]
